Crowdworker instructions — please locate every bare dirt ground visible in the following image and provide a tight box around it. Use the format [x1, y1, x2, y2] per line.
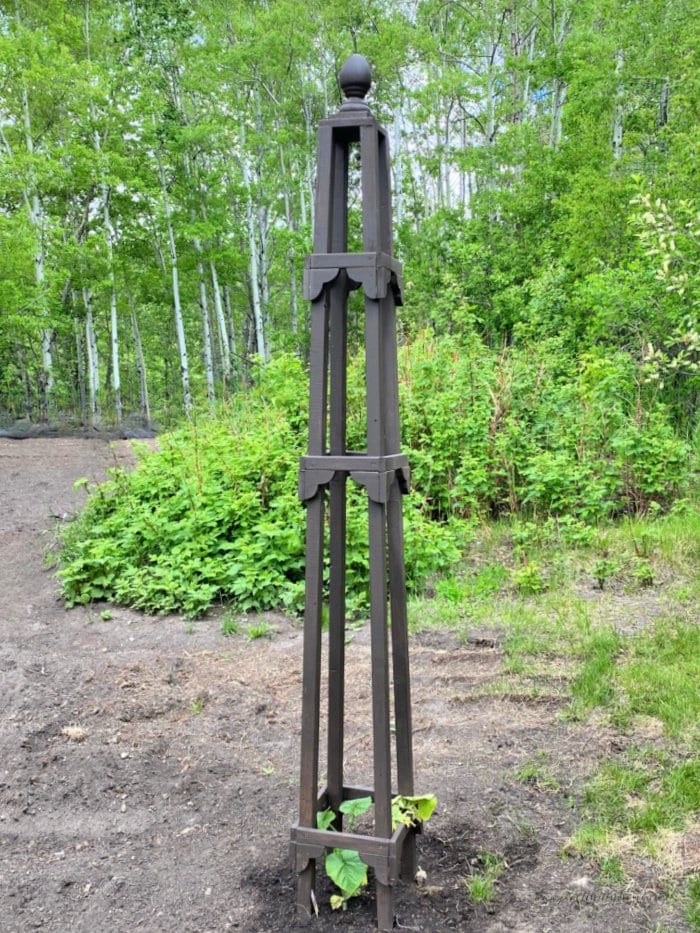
[0, 438, 689, 932]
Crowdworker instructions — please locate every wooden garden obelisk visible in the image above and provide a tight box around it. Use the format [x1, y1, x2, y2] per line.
[289, 54, 417, 931]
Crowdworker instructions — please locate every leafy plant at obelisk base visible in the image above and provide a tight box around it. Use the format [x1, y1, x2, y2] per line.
[316, 794, 438, 910]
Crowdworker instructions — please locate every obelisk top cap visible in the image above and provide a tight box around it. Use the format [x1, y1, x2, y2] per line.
[339, 53, 372, 109]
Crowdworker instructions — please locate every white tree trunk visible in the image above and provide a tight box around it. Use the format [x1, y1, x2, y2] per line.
[157, 152, 192, 415]
[185, 146, 231, 387]
[522, 26, 538, 119]
[258, 206, 271, 360]
[549, 80, 567, 148]
[96, 148, 122, 424]
[108, 284, 122, 424]
[101, 200, 122, 426]
[279, 147, 299, 338]
[288, 248, 298, 340]
[21, 91, 53, 413]
[74, 312, 87, 425]
[241, 143, 267, 361]
[460, 119, 467, 209]
[485, 58, 497, 144]
[128, 293, 150, 425]
[393, 104, 404, 225]
[443, 100, 452, 209]
[613, 49, 625, 160]
[85, 4, 122, 423]
[306, 154, 315, 243]
[195, 248, 216, 405]
[223, 284, 237, 366]
[549, 9, 572, 150]
[254, 95, 271, 360]
[83, 287, 101, 427]
[299, 169, 308, 230]
[209, 260, 231, 380]
[15, 2, 53, 416]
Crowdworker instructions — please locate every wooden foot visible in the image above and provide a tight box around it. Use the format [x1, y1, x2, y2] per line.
[375, 879, 395, 931]
[296, 862, 315, 921]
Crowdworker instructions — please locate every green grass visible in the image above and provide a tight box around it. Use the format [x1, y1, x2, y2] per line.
[465, 873, 496, 904]
[465, 852, 506, 905]
[246, 620, 273, 640]
[616, 621, 700, 737]
[568, 609, 699, 862]
[599, 855, 627, 885]
[221, 613, 242, 637]
[517, 751, 561, 792]
[571, 750, 700, 863]
[501, 594, 596, 662]
[687, 874, 700, 931]
[410, 502, 700, 909]
[434, 562, 510, 602]
[651, 505, 700, 570]
[407, 593, 467, 631]
[569, 628, 621, 714]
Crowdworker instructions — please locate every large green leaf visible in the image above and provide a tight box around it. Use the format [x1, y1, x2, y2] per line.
[325, 848, 367, 902]
[316, 808, 335, 831]
[338, 795, 373, 832]
[392, 793, 438, 828]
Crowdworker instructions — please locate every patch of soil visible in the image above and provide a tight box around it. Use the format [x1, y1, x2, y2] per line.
[0, 438, 689, 931]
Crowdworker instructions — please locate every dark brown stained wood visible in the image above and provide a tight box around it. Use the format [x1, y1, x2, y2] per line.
[291, 52, 418, 932]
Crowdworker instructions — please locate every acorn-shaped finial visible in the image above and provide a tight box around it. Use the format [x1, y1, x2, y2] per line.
[339, 53, 372, 109]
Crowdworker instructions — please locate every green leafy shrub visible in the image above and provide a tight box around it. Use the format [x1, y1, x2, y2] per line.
[57, 355, 463, 618]
[514, 562, 547, 595]
[397, 333, 694, 522]
[632, 560, 654, 587]
[592, 558, 621, 590]
[57, 339, 695, 618]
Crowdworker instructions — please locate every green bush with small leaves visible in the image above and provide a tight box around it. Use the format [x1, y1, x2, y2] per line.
[57, 339, 695, 618]
[397, 334, 694, 521]
[57, 355, 464, 618]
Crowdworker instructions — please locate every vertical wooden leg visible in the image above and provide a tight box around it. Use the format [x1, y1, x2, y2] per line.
[400, 826, 417, 884]
[387, 481, 416, 880]
[296, 863, 316, 920]
[327, 474, 346, 819]
[376, 880, 395, 932]
[328, 270, 347, 820]
[367, 498, 392, 838]
[296, 490, 325, 916]
[367, 497, 395, 929]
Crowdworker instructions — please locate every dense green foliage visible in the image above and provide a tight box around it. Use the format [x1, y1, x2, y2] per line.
[57, 341, 696, 615]
[399, 333, 693, 520]
[1, 0, 698, 445]
[57, 356, 463, 616]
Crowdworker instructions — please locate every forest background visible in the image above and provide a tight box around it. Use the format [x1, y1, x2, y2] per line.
[0, 0, 697, 433]
[1, 0, 700, 613]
